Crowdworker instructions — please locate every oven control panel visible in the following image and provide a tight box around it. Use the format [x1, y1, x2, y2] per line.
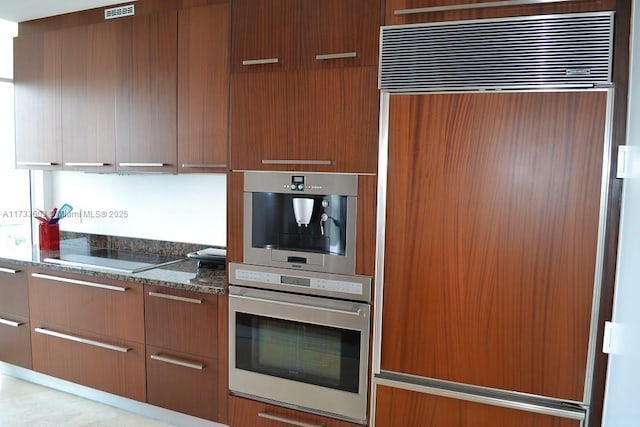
[235, 268, 365, 297]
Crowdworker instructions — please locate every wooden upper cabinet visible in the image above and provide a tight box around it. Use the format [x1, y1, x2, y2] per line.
[300, 0, 380, 69]
[231, 0, 300, 73]
[115, 11, 178, 173]
[60, 22, 117, 173]
[14, 32, 62, 170]
[178, 3, 230, 173]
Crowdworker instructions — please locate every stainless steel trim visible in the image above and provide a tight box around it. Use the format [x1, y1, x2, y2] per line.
[0, 267, 20, 274]
[149, 354, 205, 370]
[34, 327, 131, 353]
[394, 0, 576, 15]
[261, 159, 333, 165]
[0, 318, 23, 328]
[373, 375, 586, 421]
[315, 52, 357, 61]
[16, 162, 54, 166]
[257, 412, 324, 427]
[583, 88, 616, 403]
[231, 293, 363, 316]
[31, 272, 128, 292]
[64, 162, 107, 167]
[242, 58, 279, 66]
[148, 291, 203, 305]
[180, 163, 227, 168]
[118, 162, 165, 167]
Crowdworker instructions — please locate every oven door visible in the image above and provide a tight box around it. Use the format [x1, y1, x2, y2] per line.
[228, 285, 370, 424]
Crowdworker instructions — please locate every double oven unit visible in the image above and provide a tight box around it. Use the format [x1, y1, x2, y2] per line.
[229, 172, 372, 424]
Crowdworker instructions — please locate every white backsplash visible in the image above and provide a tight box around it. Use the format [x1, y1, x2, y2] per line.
[48, 172, 226, 246]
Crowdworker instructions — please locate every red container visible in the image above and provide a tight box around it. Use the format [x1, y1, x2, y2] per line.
[39, 222, 60, 251]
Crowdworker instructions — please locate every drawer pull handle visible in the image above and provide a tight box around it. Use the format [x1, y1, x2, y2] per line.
[150, 354, 205, 370]
[64, 162, 107, 167]
[0, 318, 23, 328]
[0, 267, 20, 274]
[261, 159, 332, 166]
[31, 273, 128, 292]
[181, 163, 227, 169]
[118, 162, 165, 167]
[394, 0, 573, 15]
[315, 51, 357, 61]
[34, 327, 131, 353]
[242, 58, 279, 66]
[16, 161, 55, 166]
[148, 291, 203, 304]
[258, 412, 324, 427]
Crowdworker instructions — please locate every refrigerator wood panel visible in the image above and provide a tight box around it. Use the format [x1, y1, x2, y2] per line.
[380, 91, 608, 402]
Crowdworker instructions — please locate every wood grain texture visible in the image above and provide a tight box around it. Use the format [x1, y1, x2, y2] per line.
[374, 385, 581, 427]
[178, 3, 230, 173]
[300, 0, 380, 69]
[356, 174, 377, 277]
[115, 11, 178, 173]
[227, 171, 244, 263]
[228, 395, 360, 427]
[0, 317, 32, 369]
[146, 345, 219, 421]
[384, 0, 616, 25]
[144, 285, 218, 359]
[31, 325, 145, 401]
[28, 269, 144, 344]
[0, 266, 29, 317]
[231, 0, 300, 73]
[381, 91, 608, 402]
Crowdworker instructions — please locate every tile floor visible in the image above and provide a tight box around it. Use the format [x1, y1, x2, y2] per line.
[0, 374, 175, 427]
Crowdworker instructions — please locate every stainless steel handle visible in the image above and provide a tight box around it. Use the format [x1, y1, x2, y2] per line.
[394, 0, 574, 15]
[231, 294, 363, 317]
[150, 354, 205, 370]
[181, 163, 227, 168]
[118, 162, 165, 167]
[31, 273, 128, 292]
[64, 162, 107, 167]
[258, 412, 324, 427]
[148, 291, 203, 304]
[16, 161, 55, 166]
[315, 51, 357, 61]
[261, 159, 333, 165]
[0, 267, 20, 274]
[34, 327, 131, 353]
[0, 318, 24, 328]
[242, 58, 279, 66]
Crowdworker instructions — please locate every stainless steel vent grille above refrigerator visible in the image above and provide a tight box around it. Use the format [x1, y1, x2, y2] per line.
[379, 12, 614, 91]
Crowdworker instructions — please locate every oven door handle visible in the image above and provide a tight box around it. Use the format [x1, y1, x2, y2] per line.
[230, 294, 365, 317]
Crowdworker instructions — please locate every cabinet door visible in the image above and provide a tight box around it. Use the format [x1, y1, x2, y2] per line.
[380, 91, 608, 401]
[144, 285, 218, 359]
[178, 3, 229, 173]
[60, 22, 117, 173]
[231, 0, 300, 73]
[13, 32, 62, 170]
[0, 314, 31, 368]
[374, 385, 582, 427]
[0, 264, 28, 317]
[289, 67, 379, 173]
[228, 395, 360, 427]
[116, 11, 178, 173]
[229, 72, 290, 170]
[300, 0, 380, 69]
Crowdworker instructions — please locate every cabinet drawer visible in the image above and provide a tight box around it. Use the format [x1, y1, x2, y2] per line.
[31, 324, 145, 401]
[28, 269, 144, 343]
[144, 285, 218, 358]
[146, 345, 218, 421]
[228, 395, 360, 427]
[0, 315, 32, 369]
[0, 264, 29, 317]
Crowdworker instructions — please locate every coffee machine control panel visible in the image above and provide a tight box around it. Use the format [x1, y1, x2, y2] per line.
[290, 175, 305, 191]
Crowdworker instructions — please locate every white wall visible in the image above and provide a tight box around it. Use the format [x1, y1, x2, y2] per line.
[47, 172, 227, 246]
[601, 2, 640, 425]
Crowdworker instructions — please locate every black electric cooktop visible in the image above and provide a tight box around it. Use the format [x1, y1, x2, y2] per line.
[44, 248, 185, 274]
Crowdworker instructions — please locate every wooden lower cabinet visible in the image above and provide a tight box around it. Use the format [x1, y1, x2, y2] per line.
[228, 395, 361, 427]
[373, 385, 581, 427]
[146, 345, 217, 421]
[30, 324, 145, 401]
[0, 264, 31, 368]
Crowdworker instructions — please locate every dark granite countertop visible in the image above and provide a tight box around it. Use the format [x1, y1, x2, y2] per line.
[0, 234, 227, 295]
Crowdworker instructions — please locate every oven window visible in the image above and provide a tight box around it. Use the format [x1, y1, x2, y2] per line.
[236, 313, 361, 393]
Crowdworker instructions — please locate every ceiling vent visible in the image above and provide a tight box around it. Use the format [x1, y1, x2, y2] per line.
[379, 12, 614, 92]
[104, 4, 135, 20]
